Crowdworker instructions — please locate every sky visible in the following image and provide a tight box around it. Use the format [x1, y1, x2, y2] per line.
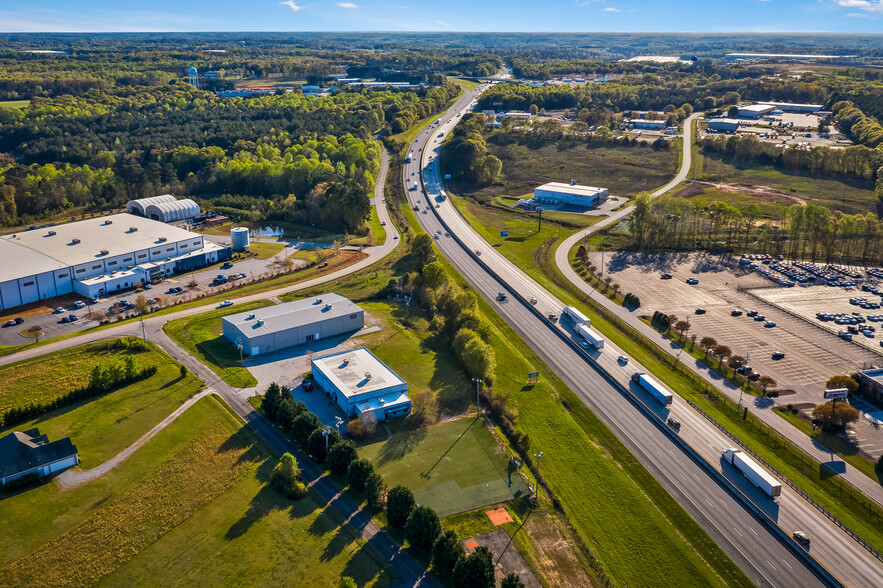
[1, 0, 881, 33]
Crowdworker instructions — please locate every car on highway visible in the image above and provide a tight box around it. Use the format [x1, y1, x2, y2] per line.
[219, 300, 234, 308]
[660, 273, 672, 279]
[764, 321, 776, 328]
[730, 309, 742, 316]
[617, 355, 629, 364]
[393, 235, 398, 240]
[772, 351, 785, 360]
[73, 300, 86, 309]
[498, 292, 507, 301]
[667, 417, 681, 430]
[686, 277, 699, 285]
[753, 315, 766, 321]
[792, 531, 811, 546]
[475, 250, 481, 256]
[530, 297, 538, 305]
[695, 308, 706, 315]
[302, 379, 314, 392]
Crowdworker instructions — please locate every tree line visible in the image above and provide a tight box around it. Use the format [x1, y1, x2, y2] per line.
[440, 113, 503, 186]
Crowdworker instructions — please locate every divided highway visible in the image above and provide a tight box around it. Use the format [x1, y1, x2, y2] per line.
[406, 84, 883, 587]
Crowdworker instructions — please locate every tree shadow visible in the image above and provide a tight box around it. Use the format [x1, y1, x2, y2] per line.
[339, 542, 398, 587]
[374, 425, 428, 467]
[224, 459, 290, 541]
[421, 418, 477, 480]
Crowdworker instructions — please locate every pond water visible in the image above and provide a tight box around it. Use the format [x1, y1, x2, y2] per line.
[251, 226, 285, 238]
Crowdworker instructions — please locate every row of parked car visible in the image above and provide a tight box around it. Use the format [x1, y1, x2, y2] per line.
[729, 308, 776, 328]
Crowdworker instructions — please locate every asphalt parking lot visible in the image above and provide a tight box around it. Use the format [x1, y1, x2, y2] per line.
[593, 251, 876, 402]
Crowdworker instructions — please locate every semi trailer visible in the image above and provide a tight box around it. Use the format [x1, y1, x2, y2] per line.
[576, 324, 604, 349]
[722, 448, 782, 498]
[631, 371, 673, 406]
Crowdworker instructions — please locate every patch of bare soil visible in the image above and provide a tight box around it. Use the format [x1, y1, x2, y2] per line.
[523, 509, 599, 588]
[681, 181, 807, 206]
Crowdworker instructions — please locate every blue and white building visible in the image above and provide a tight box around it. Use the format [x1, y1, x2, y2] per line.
[311, 348, 411, 421]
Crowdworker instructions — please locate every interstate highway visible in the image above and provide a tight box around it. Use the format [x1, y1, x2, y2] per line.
[403, 84, 883, 587]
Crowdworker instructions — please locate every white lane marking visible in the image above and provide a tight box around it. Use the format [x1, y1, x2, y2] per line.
[692, 472, 700, 481]
[782, 560, 792, 570]
[766, 561, 777, 572]
[749, 527, 758, 536]
[679, 473, 687, 482]
[704, 498, 714, 508]
[719, 498, 727, 508]
[733, 527, 743, 538]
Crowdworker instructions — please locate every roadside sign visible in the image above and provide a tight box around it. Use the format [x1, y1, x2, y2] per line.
[500, 230, 509, 237]
[528, 371, 540, 380]
[824, 388, 849, 400]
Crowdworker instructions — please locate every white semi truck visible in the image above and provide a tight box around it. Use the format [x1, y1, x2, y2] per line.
[563, 306, 590, 326]
[631, 371, 673, 406]
[722, 448, 782, 499]
[576, 324, 604, 349]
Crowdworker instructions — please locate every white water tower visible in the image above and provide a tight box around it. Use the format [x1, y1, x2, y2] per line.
[231, 227, 250, 251]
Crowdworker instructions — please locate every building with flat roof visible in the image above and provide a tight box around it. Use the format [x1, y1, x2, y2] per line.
[628, 119, 667, 130]
[222, 293, 364, 357]
[858, 369, 883, 402]
[311, 348, 410, 421]
[737, 104, 776, 119]
[761, 102, 823, 113]
[0, 428, 78, 486]
[725, 53, 855, 61]
[533, 182, 608, 208]
[0, 213, 229, 309]
[707, 118, 741, 132]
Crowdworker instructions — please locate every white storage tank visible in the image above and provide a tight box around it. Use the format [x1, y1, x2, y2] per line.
[231, 227, 250, 251]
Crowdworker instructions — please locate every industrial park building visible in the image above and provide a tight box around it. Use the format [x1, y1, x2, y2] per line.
[761, 102, 823, 113]
[126, 195, 201, 223]
[0, 213, 229, 309]
[221, 293, 364, 357]
[533, 182, 609, 208]
[707, 118, 741, 132]
[311, 348, 411, 421]
[737, 104, 776, 119]
[628, 119, 667, 130]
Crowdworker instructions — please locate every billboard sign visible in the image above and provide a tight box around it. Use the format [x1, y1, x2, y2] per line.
[824, 388, 849, 400]
[528, 371, 540, 380]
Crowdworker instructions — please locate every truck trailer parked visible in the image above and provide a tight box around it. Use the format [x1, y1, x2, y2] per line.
[631, 371, 673, 406]
[576, 324, 604, 349]
[722, 448, 782, 499]
[563, 306, 590, 326]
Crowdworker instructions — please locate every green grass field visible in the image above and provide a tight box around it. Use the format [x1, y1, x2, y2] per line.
[661, 184, 786, 219]
[359, 418, 529, 517]
[0, 342, 203, 468]
[0, 99, 29, 109]
[450, 78, 480, 91]
[164, 300, 275, 388]
[0, 338, 180, 419]
[0, 396, 392, 587]
[450, 132, 678, 201]
[249, 241, 287, 260]
[368, 205, 387, 245]
[700, 152, 876, 214]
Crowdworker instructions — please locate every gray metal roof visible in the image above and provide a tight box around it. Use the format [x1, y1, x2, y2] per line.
[0, 428, 78, 480]
[223, 293, 361, 338]
[0, 239, 67, 283]
[312, 348, 404, 399]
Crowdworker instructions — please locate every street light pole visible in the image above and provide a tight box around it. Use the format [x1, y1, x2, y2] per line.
[472, 378, 482, 419]
[322, 426, 331, 454]
[236, 337, 243, 365]
[335, 416, 344, 437]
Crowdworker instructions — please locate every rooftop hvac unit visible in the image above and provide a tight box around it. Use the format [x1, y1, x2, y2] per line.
[365, 371, 372, 380]
[315, 298, 322, 304]
[71, 238, 80, 244]
[325, 303, 332, 310]
[104, 220, 113, 225]
[157, 237, 167, 243]
[47, 230, 56, 236]
[378, 397, 385, 405]
[570, 179, 578, 185]
[255, 319, 264, 327]
[100, 249, 109, 256]
[342, 358, 349, 367]
[129, 227, 138, 232]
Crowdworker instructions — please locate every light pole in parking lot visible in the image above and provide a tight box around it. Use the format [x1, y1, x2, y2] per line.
[334, 416, 344, 436]
[322, 426, 332, 454]
[235, 337, 243, 366]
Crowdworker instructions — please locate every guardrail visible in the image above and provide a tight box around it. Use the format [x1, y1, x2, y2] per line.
[411, 125, 843, 588]
[687, 397, 883, 565]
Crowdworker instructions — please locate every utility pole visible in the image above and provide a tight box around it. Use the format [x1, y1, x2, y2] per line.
[472, 378, 482, 418]
[140, 315, 147, 343]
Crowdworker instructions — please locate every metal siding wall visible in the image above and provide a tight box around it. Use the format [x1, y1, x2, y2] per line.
[36, 272, 57, 299]
[54, 270, 73, 296]
[17, 276, 39, 304]
[0, 280, 22, 309]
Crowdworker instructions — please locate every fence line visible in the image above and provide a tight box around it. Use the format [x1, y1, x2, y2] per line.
[687, 397, 883, 564]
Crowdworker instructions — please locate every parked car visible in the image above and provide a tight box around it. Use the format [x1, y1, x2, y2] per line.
[764, 321, 776, 328]
[68, 314, 78, 322]
[695, 308, 706, 315]
[772, 351, 785, 360]
[221, 262, 234, 269]
[55, 306, 64, 313]
[746, 310, 758, 317]
[302, 379, 314, 392]
[219, 300, 234, 308]
[5, 319, 17, 327]
[753, 315, 766, 321]
[530, 297, 538, 305]
[73, 301, 86, 309]
[730, 309, 742, 316]
[143, 283, 153, 290]
[660, 273, 672, 280]
[686, 277, 699, 285]
[60, 316, 70, 323]
[14, 317, 23, 324]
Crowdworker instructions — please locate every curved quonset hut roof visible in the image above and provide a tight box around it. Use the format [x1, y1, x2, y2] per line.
[144, 198, 200, 223]
[126, 194, 177, 217]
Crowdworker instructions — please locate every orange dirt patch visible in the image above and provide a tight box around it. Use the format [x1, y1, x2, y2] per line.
[464, 539, 479, 551]
[679, 180, 807, 206]
[486, 507, 514, 526]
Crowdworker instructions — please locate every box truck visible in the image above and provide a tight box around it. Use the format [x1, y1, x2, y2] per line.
[576, 324, 604, 349]
[722, 448, 782, 499]
[631, 371, 673, 406]
[405, 152, 413, 163]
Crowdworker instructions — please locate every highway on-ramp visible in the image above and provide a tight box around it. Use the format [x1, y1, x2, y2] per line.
[406, 84, 883, 587]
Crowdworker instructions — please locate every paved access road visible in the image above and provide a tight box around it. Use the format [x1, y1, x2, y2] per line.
[408, 86, 883, 586]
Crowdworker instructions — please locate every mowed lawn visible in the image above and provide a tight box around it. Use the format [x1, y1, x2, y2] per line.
[249, 241, 287, 260]
[0, 396, 392, 587]
[359, 418, 528, 517]
[0, 338, 183, 420]
[164, 300, 275, 388]
[0, 341, 203, 468]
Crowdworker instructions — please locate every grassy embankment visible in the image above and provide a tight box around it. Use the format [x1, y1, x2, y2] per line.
[0, 99, 29, 109]
[0, 395, 392, 587]
[164, 300, 275, 388]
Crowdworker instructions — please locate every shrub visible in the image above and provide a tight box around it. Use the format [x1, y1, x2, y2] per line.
[432, 529, 465, 575]
[270, 453, 308, 499]
[347, 418, 366, 438]
[365, 471, 386, 510]
[327, 440, 358, 476]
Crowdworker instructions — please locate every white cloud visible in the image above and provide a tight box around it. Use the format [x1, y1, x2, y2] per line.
[280, 1, 303, 11]
[836, 0, 883, 13]
[436, 19, 450, 27]
[603, 6, 621, 11]
[336, 2, 358, 8]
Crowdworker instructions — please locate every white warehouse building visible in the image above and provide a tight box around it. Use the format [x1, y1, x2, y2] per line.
[0, 213, 229, 309]
[533, 181, 609, 208]
[127, 194, 200, 223]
